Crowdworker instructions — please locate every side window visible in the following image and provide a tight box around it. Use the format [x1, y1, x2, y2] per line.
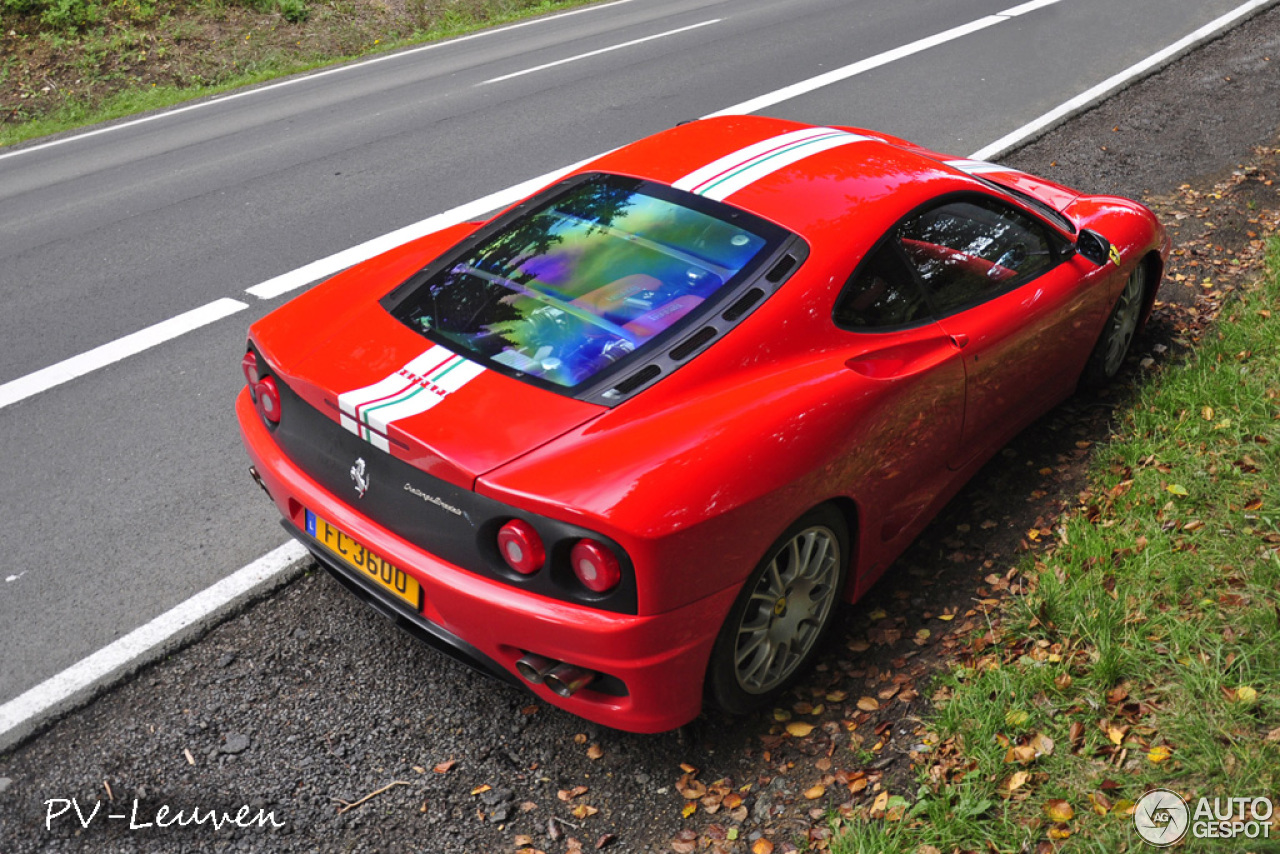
[898, 198, 1056, 314]
[833, 241, 931, 329]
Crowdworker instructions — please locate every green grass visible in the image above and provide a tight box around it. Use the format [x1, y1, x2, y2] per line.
[833, 237, 1280, 853]
[0, 0, 595, 148]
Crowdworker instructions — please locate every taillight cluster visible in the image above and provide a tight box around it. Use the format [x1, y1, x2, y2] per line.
[242, 351, 281, 425]
[496, 520, 622, 594]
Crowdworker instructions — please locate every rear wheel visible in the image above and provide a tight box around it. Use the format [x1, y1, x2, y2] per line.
[1082, 262, 1149, 387]
[706, 506, 848, 714]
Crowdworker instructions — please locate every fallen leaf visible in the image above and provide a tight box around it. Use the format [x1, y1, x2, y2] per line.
[751, 839, 774, 854]
[1235, 685, 1259, 704]
[1044, 799, 1075, 822]
[586, 744, 604, 761]
[432, 759, 456, 774]
[786, 722, 816, 737]
[470, 784, 491, 796]
[571, 804, 598, 819]
[804, 784, 826, 800]
[681, 802, 696, 819]
[1006, 771, 1031, 793]
[1166, 484, 1189, 496]
[856, 697, 879, 712]
[1148, 745, 1173, 763]
[558, 785, 589, 801]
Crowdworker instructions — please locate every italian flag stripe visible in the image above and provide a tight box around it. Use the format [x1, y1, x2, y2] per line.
[337, 346, 483, 449]
[673, 127, 872, 201]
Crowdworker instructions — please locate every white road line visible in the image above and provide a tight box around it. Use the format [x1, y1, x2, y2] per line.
[0, 0, 637, 164]
[246, 158, 595, 299]
[970, 0, 1279, 160]
[480, 18, 722, 85]
[705, 0, 1062, 118]
[0, 542, 306, 749]
[0, 298, 247, 411]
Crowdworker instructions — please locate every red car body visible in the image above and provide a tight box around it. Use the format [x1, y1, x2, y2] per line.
[237, 116, 1167, 732]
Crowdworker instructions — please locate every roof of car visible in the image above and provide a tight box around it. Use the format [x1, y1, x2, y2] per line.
[579, 115, 981, 239]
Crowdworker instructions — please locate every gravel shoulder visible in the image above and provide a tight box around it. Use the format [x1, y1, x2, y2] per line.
[2, 7, 1279, 853]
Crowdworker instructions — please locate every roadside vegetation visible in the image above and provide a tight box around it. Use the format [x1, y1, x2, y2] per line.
[0, 0, 589, 147]
[828, 235, 1280, 849]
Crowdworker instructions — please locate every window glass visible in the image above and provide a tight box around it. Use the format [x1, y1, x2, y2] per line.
[834, 242, 930, 329]
[898, 198, 1055, 314]
[390, 176, 781, 388]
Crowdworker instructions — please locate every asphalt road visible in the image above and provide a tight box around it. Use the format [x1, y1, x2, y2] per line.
[0, 0, 1263, 714]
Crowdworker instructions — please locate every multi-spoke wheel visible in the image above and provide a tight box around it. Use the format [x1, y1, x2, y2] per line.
[706, 506, 848, 714]
[1083, 261, 1150, 386]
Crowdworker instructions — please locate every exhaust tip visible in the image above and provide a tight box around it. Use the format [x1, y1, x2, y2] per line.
[543, 664, 596, 698]
[515, 653, 558, 685]
[248, 465, 271, 500]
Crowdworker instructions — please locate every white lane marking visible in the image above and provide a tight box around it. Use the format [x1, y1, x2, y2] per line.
[971, 0, 1278, 160]
[0, 541, 306, 748]
[702, 0, 1063, 119]
[999, 0, 1062, 16]
[480, 18, 722, 85]
[0, 0, 637, 163]
[0, 298, 247, 411]
[245, 157, 595, 299]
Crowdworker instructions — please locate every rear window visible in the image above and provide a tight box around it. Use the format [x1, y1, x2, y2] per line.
[386, 174, 786, 390]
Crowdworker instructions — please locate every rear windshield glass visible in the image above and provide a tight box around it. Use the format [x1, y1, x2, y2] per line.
[388, 175, 782, 390]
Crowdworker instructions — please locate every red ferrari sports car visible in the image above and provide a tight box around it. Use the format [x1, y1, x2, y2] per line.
[237, 115, 1167, 733]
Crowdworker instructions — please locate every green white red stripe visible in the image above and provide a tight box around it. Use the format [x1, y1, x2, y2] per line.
[673, 126, 871, 201]
[338, 345, 484, 452]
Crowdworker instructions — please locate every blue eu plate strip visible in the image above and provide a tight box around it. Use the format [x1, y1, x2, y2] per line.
[305, 509, 316, 537]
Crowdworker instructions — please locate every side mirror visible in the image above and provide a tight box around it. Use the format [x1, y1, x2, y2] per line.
[1076, 229, 1113, 266]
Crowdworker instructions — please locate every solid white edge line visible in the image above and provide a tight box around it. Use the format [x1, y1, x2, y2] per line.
[481, 18, 722, 85]
[970, 0, 1278, 160]
[0, 542, 307, 749]
[0, 297, 248, 411]
[0, 0, 637, 164]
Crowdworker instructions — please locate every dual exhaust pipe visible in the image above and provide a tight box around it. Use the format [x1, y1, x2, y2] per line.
[515, 653, 596, 698]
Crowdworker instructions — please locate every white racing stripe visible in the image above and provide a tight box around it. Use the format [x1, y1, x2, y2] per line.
[674, 127, 873, 200]
[0, 298, 247, 411]
[338, 346, 485, 451]
[481, 18, 722, 85]
[0, 541, 306, 750]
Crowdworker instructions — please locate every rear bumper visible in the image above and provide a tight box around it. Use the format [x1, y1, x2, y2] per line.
[237, 389, 733, 733]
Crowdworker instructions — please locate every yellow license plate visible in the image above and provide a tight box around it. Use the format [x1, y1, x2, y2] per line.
[306, 510, 422, 611]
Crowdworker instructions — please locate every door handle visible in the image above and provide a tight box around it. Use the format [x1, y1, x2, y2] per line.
[949, 333, 969, 350]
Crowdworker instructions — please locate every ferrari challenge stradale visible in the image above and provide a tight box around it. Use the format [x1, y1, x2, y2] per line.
[237, 116, 1168, 733]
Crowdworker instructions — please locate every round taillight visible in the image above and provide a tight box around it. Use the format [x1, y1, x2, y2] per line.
[256, 376, 281, 424]
[242, 351, 261, 386]
[570, 539, 621, 593]
[497, 520, 544, 575]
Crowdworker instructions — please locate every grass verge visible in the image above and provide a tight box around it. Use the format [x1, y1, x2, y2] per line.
[0, 0, 594, 148]
[832, 238, 1280, 853]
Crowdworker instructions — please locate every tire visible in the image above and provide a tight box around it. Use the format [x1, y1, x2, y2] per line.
[705, 506, 849, 715]
[1081, 261, 1149, 387]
